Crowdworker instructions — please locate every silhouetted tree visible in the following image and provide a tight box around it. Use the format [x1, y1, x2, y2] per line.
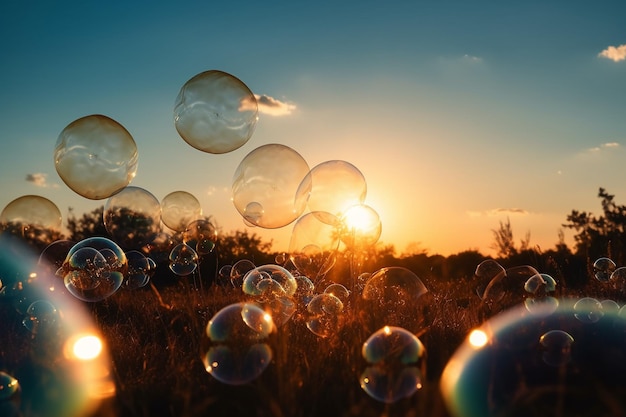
[216, 230, 274, 266]
[66, 207, 108, 242]
[563, 187, 626, 265]
[490, 217, 531, 259]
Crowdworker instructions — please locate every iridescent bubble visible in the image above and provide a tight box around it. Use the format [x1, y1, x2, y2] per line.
[481, 265, 541, 314]
[474, 259, 505, 299]
[324, 283, 350, 303]
[294, 275, 315, 305]
[0, 371, 19, 401]
[232, 143, 310, 228]
[360, 326, 426, 404]
[243, 265, 298, 298]
[338, 204, 382, 250]
[230, 259, 256, 288]
[573, 297, 603, 323]
[60, 237, 127, 302]
[182, 219, 217, 255]
[306, 292, 344, 338]
[600, 299, 620, 314]
[103, 186, 162, 250]
[522, 272, 559, 314]
[288, 211, 341, 280]
[174, 70, 258, 154]
[539, 329, 574, 367]
[54, 114, 138, 200]
[361, 266, 428, 331]
[593, 257, 616, 282]
[203, 302, 274, 385]
[441, 300, 626, 417]
[22, 299, 59, 334]
[125, 250, 152, 289]
[160, 191, 202, 232]
[168, 243, 198, 276]
[0, 195, 62, 240]
[299, 160, 367, 217]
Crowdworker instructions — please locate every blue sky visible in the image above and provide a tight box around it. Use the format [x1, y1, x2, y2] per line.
[1, 1, 626, 256]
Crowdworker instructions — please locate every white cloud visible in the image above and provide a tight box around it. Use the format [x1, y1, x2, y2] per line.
[467, 208, 529, 217]
[462, 54, 483, 63]
[598, 44, 626, 62]
[583, 142, 620, 154]
[240, 94, 296, 116]
[25, 173, 57, 188]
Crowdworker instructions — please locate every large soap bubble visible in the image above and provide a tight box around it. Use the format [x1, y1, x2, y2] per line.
[299, 160, 367, 217]
[174, 70, 258, 154]
[103, 186, 162, 249]
[360, 326, 426, 404]
[232, 144, 310, 228]
[339, 203, 382, 250]
[0, 195, 62, 240]
[440, 299, 626, 417]
[203, 302, 274, 385]
[160, 191, 202, 232]
[54, 114, 138, 200]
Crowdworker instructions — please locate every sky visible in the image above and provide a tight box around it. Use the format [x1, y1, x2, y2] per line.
[1, 0, 626, 257]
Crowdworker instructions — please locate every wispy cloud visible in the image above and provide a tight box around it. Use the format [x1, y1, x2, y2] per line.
[240, 94, 296, 116]
[598, 44, 626, 62]
[583, 142, 620, 153]
[467, 208, 529, 218]
[25, 173, 58, 188]
[462, 54, 483, 63]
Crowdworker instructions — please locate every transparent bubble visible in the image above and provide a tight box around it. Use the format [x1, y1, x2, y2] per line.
[160, 191, 202, 232]
[60, 237, 127, 302]
[182, 219, 217, 255]
[593, 257, 616, 282]
[244, 265, 297, 297]
[481, 265, 542, 314]
[294, 275, 315, 305]
[474, 259, 505, 299]
[141, 231, 176, 265]
[573, 297, 603, 323]
[203, 302, 274, 385]
[0, 233, 114, 416]
[600, 299, 620, 314]
[324, 283, 350, 303]
[306, 292, 344, 338]
[168, 243, 198, 276]
[361, 267, 428, 331]
[539, 329, 574, 367]
[339, 204, 382, 250]
[232, 143, 310, 228]
[38, 239, 76, 277]
[522, 273, 558, 314]
[299, 160, 367, 217]
[230, 259, 256, 288]
[274, 252, 287, 265]
[360, 326, 426, 403]
[1, 195, 62, 235]
[174, 70, 258, 154]
[288, 211, 341, 280]
[125, 250, 152, 289]
[610, 266, 626, 292]
[54, 114, 138, 200]
[441, 299, 626, 417]
[103, 186, 162, 250]
[523, 296, 559, 316]
[22, 299, 59, 334]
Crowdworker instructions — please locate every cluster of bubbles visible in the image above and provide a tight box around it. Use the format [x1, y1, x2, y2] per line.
[0, 234, 114, 417]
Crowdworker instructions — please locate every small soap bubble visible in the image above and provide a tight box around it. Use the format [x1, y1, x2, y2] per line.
[168, 243, 198, 276]
[103, 186, 161, 250]
[360, 326, 426, 403]
[539, 329, 574, 367]
[232, 144, 310, 229]
[124, 250, 152, 289]
[174, 70, 258, 154]
[160, 191, 202, 232]
[0, 371, 20, 401]
[306, 292, 344, 338]
[54, 114, 138, 200]
[593, 257, 616, 282]
[573, 297, 603, 323]
[230, 259, 256, 288]
[474, 259, 506, 299]
[22, 299, 59, 334]
[203, 302, 274, 385]
[324, 283, 350, 303]
[182, 219, 218, 255]
[600, 299, 620, 314]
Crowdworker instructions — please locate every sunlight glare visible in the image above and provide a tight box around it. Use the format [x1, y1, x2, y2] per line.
[343, 204, 376, 232]
[71, 334, 103, 360]
[468, 329, 488, 348]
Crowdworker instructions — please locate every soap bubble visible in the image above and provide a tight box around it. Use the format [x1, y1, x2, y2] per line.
[480, 265, 542, 315]
[474, 259, 506, 298]
[360, 326, 426, 403]
[242, 264, 298, 298]
[338, 204, 382, 250]
[288, 211, 341, 280]
[573, 297, 603, 323]
[160, 191, 202, 232]
[300, 160, 367, 217]
[54, 114, 138, 199]
[22, 299, 59, 334]
[441, 299, 626, 417]
[124, 250, 154, 289]
[0, 195, 62, 240]
[361, 266, 429, 331]
[174, 70, 258, 154]
[324, 283, 350, 303]
[103, 186, 162, 249]
[230, 259, 256, 288]
[203, 302, 274, 385]
[0, 233, 114, 416]
[600, 299, 620, 313]
[168, 243, 198, 276]
[182, 218, 218, 255]
[232, 143, 310, 228]
[38, 239, 76, 277]
[593, 257, 616, 282]
[539, 329, 574, 367]
[306, 292, 344, 338]
[60, 237, 127, 302]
